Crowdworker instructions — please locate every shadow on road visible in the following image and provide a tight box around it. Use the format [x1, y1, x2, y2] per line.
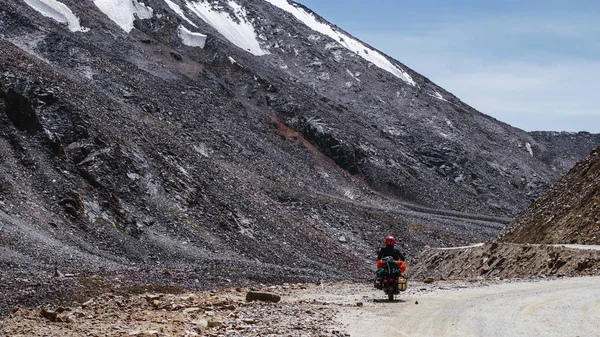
[373, 299, 406, 303]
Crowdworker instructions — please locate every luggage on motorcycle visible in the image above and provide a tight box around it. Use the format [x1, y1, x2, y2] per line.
[381, 257, 401, 276]
[398, 277, 407, 291]
[398, 261, 407, 273]
[382, 256, 395, 263]
[376, 267, 399, 277]
[388, 267, 401, 277]
[374, 278, 382, 289]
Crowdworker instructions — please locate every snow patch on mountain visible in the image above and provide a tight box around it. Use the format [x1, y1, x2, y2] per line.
[264, 0, 415, 86]
[164, 0, 198, 27]
[178, 25, 207, 47]
[429, 91, 449, 102]
[93, 0, 154, 33]
[526, 142, 534, 157]
[24, 0, 89, 32]
[185, 0, 269, 56]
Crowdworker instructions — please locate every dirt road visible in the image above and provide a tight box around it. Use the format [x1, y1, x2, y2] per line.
[2, 278, 599, 336]
[341, 277, 600, 337]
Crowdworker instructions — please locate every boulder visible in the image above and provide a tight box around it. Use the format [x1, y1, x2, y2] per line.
[245, 291, 281, 303]
[170, 52, 183, 61]
[207, 319, 222, 328]
[40, 308, 58, 321]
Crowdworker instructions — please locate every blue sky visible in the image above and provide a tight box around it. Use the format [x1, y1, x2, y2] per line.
[295, 0, 600, 132]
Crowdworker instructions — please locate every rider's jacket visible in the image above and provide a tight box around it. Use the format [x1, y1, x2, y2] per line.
[377, 245, 405, 261]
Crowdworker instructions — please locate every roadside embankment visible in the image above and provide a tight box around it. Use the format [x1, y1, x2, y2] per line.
[409, 242, 600, 280]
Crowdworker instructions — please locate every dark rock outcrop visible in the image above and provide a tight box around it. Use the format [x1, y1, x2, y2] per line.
[2, 87, 42, 133]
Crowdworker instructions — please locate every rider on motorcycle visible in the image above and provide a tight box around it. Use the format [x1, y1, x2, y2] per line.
[377, 236, 405, 262]
[375, 236, 406, 288]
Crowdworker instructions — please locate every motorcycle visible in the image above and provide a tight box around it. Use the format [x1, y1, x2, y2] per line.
[381, 274, 407, 301]
[375, 256, 407, 301]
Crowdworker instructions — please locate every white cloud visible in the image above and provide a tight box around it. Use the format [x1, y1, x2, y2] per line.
[359, 14, 600, 132]
[441, 61, 600, 130]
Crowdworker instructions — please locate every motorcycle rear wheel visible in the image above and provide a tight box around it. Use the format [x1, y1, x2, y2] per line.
[388, 291, 394, 301]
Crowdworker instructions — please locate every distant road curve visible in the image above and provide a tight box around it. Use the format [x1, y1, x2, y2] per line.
[431, 243, 600, 251]
[433, 243, 485, 250]
[549, 244, 600, 250]
[311, 191, 512, 225]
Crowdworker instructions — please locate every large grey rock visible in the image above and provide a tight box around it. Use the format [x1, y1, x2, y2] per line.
[245, 291, 281, 303]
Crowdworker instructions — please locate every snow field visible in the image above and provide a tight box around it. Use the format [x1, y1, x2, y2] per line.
[93, 0, 154, 33]
[178, 25, 207, 47]
[23, 0, 89, 32]
[185, 0, 269, 56]
[264, 0, 416, 86]
[163, 0, 198, 28]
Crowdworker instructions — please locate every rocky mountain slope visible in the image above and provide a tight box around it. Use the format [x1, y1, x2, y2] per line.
[529, 132, 600, 174]
[412, 147, 600, 281]
[499, 146, 600, 244]
[1, 0, 599, 293]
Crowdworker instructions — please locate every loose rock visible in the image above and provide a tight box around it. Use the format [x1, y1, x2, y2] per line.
[245, 291, 281, 303]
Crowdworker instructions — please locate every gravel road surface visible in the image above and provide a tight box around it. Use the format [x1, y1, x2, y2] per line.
[342, 277, 600, 337]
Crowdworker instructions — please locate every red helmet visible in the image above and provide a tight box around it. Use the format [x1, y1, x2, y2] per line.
[385, 236, 396, 246]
